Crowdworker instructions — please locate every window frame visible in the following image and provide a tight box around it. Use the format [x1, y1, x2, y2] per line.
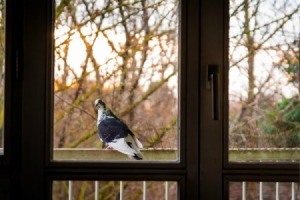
[49, 0, 185, 167]
[223, 0, 299, 198]
[199, 0, 299, 199]
[46, 1, 187, 169]
[40, 0, 200, 199]
[0, 1, 24, 198]
[222, 0, 300, 170]
[0, 0, 22, 167]
[4, 0, 297, 198]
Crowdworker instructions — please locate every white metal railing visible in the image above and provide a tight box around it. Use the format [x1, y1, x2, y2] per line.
[67, 181, 171, 200]
[165, 181, 169, 200]
[143, 181, 146, 200]
[95, 181, 99, 200]
[68, 181, 73, 200]
[241, 182, 298, 200]
[66, 180, 298, 199]
[292, 182, 295, 200]
[119, 181, 123, 200]
[259, 182, 263, 200]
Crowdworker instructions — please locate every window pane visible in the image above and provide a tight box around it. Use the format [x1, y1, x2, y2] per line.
[53, 0, 179, 161]
[52, 180, 178, 200]
[0, 0, 5, 155]
[229, 181, 300, 199]
[229, 0, 300, 162]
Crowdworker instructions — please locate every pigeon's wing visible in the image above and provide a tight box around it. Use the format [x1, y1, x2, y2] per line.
[108, 136, 143, 160]
[97, 118, 130, 143]
[97, 118, 143, 160]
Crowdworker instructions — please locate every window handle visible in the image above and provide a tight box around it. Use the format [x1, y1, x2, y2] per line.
[207, 65, 219, 120]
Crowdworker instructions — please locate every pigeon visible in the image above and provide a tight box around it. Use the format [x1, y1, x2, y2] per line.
[94, 99, 144, 160]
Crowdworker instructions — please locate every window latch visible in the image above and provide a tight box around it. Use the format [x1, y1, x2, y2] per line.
[207, 65, 219, 120]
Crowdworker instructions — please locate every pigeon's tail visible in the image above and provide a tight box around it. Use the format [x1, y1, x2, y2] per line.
[131, 136, 143, 160]
[132, 152, 143, 160]
[127, 139, 143, 160]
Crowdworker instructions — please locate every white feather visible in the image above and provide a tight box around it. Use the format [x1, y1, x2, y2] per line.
[134, 137, 143, 148]
[97, 107, 105, 125]
[108, 135, 143, 159]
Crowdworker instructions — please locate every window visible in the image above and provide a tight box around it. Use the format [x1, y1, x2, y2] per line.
[53, 0, 179, 162]
[45, 0, 198, 199]
[200, 0, 299, 198]
[0, 0, 297, 199]
[228, 0, 300, 163]
[0, 0, 198, 198]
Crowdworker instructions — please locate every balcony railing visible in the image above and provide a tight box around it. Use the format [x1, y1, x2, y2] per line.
[1, 147, 299, 161]
[62, 181, 300, 200]
[53, 148, 300, 162]
[231, 182, 299, 200]
[66, 181, 172, 200]
[229, 148, 300, 162]
[53, 148, 178, 161]
[1, 148, 299, 198]
[54, 148, 299, 199]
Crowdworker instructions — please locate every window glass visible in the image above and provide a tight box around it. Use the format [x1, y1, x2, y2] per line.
[0, 0, 5, 155]
[52, 180, 178, 199]
[54, 0, 179, 161]
[229, 0, 300, 162]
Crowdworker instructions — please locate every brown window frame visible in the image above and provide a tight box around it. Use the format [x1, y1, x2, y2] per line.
[0, 0, 297, 199]
[18, 0, 200, 199]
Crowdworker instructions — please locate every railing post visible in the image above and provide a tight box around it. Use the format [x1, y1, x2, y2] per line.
[291, 182, 295, 200]
[259, 182, 263, 200]
[165, 181, 169, 200]
[143, 181, 147, 200]
[276, 182, 279, 200]
[120, 181, 123, 200]
[242, 182, 246, 200]
[95, 181, 99, 200]
[68, 181, 73, 200]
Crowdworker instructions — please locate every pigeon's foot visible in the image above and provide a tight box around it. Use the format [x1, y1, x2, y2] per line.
[105, 146, 113, 150]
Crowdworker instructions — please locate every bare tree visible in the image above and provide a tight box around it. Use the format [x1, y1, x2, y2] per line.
[54, 0, 179, 150]
[229, 0, 300, 148]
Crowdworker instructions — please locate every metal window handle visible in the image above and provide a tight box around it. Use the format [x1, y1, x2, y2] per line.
[207, 65, 219, 120]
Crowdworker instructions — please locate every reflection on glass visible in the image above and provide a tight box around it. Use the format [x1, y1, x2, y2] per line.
[0, 0, 5, 153]
[229, 0, 300, 162]
[229, 182, 300, 199]
[52, 180, 177, 200]
[54, 0, 179, 161]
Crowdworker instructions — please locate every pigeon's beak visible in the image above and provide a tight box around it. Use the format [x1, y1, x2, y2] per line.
[94, 103, 101, 111]
[94, 99, 101, 111]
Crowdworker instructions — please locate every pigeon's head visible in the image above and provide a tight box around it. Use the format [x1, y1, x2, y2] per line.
[94, 99, 107, 111]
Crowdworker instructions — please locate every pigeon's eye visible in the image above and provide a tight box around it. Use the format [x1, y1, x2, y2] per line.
[95, 103, 100, 109]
